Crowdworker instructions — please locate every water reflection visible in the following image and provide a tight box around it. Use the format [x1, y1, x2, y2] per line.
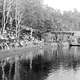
[0, 46, 80, 80]
[19, 46, 80, 80]
[45, 47, 80, 80]
[19, 55, 52, 80]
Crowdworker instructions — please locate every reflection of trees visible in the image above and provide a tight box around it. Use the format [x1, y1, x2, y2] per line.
[1, 47, 80, 80]
[43, 48, 80, 71]
[19, 55, 51, 80]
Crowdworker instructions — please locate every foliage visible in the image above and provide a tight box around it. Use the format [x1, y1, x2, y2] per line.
[0, 0, 80, 34]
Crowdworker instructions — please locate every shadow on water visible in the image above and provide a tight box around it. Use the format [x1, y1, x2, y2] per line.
[0, 46, 80, 80]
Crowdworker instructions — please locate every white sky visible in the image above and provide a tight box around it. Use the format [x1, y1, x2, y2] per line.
[43, 0, 80, 12]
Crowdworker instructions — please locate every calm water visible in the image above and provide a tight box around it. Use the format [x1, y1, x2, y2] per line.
[1, 46, 80, 80]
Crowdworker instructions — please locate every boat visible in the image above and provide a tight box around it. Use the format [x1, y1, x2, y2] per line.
[69, 38, 80, 46]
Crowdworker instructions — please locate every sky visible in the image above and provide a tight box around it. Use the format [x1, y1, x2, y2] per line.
[43, 0, 80, 12]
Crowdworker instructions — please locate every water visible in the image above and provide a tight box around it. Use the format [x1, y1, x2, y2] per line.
[0, 46, 80, 80]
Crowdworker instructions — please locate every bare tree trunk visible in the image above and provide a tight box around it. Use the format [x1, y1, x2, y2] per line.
[15, 0, 18, 38]
[3, 0, 6, 33]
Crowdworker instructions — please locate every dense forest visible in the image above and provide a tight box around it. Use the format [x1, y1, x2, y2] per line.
[0, 0, 80, 33]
